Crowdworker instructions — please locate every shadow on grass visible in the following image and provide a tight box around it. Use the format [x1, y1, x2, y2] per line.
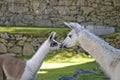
[37, 61, 109, 80]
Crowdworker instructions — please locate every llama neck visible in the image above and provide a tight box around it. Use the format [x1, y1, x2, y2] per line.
[27, 40, 50, 74]
[78, 30, 120, 76]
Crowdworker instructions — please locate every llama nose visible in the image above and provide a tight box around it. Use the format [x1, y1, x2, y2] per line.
[60, 44, 63, 48]
[60, 44, 67, 48]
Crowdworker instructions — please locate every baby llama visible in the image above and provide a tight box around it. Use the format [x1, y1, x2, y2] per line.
[0, 32, 60, 80]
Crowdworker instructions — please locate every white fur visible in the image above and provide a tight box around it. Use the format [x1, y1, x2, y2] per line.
[62, 22, 120, 80]
[21, 32, 60, 80]
[20, 40, 50, 80]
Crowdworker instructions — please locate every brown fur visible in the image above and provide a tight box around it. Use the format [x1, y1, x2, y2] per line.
[0, 54, 26, 80]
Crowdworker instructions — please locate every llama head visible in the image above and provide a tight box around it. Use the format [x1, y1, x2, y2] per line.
[61, 22, 84, 48]
[48, 32, 61, 50]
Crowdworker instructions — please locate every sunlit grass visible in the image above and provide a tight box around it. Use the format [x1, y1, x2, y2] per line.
[0, 26, 70, 37]
[17, 50, 107, 80]
[46, 52, 92, 63]
[41, 58, 94, 69]
[38, 70, 48, 74]
[36, 51, 108, 80]
[16, 48, 108, 80]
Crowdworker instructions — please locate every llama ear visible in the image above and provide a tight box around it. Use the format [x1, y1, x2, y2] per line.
[64, 22, 81, 33]
[48, 32, 56, 41]
[64, 22, 73, 29]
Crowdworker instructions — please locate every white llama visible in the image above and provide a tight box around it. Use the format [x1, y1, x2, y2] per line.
[61, 22, 120, 80]
[0, 32, 60, 80]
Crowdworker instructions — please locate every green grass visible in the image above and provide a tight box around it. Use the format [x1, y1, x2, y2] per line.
[17, 50, 108, 80]
[0, 26, 70, 37]
[36, 51, 108, 80]
[0, 26, 120, 38]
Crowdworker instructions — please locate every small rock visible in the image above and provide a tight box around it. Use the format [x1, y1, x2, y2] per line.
[0, 43, 7, 53]
[23, 43, 35, 56]
[17, 40, 25, 46]
[8, 46, 22, 54]
[116, 36, 120, 40]
[22, 36, 27, 41]
[7, 42, 14, 47]
[1, 33, 9, 39]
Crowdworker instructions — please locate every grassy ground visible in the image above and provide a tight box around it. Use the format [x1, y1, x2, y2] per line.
[0, 26, 70, 37]
[37, 51, 108, 80]
[1, 26, 118, 80]
[17, 49, 108, 80]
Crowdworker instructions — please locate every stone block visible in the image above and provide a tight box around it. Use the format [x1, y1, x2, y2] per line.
[62, 16, 76, 21]
[17, 41, 25, 46]
[77, 16, 85, 22]
[35, 16, 42, 20]
[5, 0, 27, 3]
[85, 25, 115, 35]
[104, 18, 117, 26]
[45, 8, 53, 15]
[1, 33, 9, 39]
[9, 6, 28, 13]
[77, 0, 88, 6]
[8, 46, 22, 54]
[58, 0, 72, 6]
[101, 6, 114, 11]
[57, 7, 70, 16]
[0, 12, 3, 16]
[24, 15, 34, 20]
[23, 43, 35, 56]
[0, 43, 7, 53]
[32, 1, 40, 10]
[0, 21, 3, 25]
[34, 3, 46, 14]
[116, 36, 120, 40]
[82, 7, 94, 15]
[10, 14, 23, 23]
[112, 0, 120, 6]
[92, 3, 99, 8]
[70, 11, 78, 15]
[49, 0, 58, 6]
[7, 42, 14, 47]
[35, 20, 52, 26]
[69, 6, 77, 10]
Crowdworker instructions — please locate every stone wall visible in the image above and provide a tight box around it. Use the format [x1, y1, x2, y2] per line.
[0, 33, 119, 56]
[0, 0, 120, 27]
[0, 33, 48, 56]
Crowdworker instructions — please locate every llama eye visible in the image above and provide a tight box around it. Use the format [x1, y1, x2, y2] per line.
[51, 42, 58, 47]
[69, 35, 72, 38]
